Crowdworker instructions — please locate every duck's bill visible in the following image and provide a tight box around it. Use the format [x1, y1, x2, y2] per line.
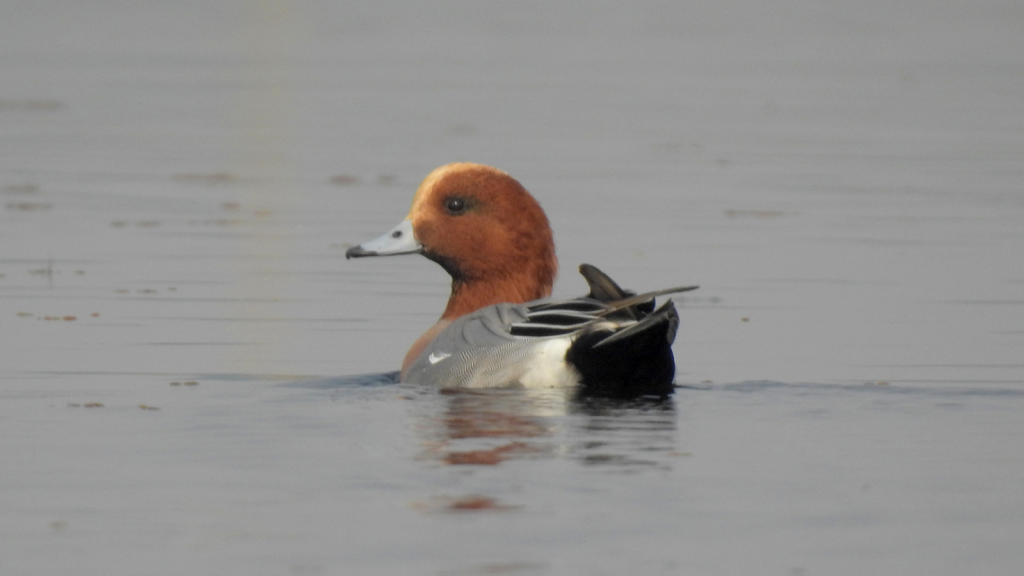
[345, 219, 424, 259]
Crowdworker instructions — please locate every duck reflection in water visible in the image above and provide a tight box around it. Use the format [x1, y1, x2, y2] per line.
[418, 387, 681, 469]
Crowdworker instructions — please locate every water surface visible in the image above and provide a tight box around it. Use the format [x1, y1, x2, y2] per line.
[2, 1, 1023, 574]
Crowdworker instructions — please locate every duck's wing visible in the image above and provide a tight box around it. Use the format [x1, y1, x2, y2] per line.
[579, 263, 632, 307]
[518, 264, 697, 344]
[404, 294, 615, 389]
[402, 265, 698, 393]
[402, 302, 567, 388]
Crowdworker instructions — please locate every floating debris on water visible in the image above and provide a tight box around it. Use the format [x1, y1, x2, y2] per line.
[6, 202, 52, 211]
[2, 184, 39, 195]
[724, 209, 795, 219]
[0, 99, 62, 112]
[172, 173, 237, 184]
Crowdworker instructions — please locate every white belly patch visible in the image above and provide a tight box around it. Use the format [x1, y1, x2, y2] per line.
[518, 338, 579, 388]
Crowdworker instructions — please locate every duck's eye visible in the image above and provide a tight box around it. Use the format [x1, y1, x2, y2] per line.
[445, 198, 467, 215]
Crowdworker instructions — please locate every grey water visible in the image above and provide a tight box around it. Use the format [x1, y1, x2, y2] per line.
[2, 1, 1023, 574]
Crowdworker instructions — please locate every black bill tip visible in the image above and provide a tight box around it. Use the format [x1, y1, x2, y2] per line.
[345, 245, 374, 260]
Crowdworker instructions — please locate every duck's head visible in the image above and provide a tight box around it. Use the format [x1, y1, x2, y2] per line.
[347, 163, 558, 319]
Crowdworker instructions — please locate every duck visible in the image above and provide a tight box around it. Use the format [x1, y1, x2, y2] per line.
[345, 163, 697, 397]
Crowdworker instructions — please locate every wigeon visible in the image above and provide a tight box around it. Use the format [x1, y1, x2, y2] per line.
[346, 163, 697, 397]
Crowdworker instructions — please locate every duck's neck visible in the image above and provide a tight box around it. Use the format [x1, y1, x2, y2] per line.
[441, 270, 553, 320]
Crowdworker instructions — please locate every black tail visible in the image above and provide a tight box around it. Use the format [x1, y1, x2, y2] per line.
[567, 264, 685, 398]
[566, 300, 679, 398]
